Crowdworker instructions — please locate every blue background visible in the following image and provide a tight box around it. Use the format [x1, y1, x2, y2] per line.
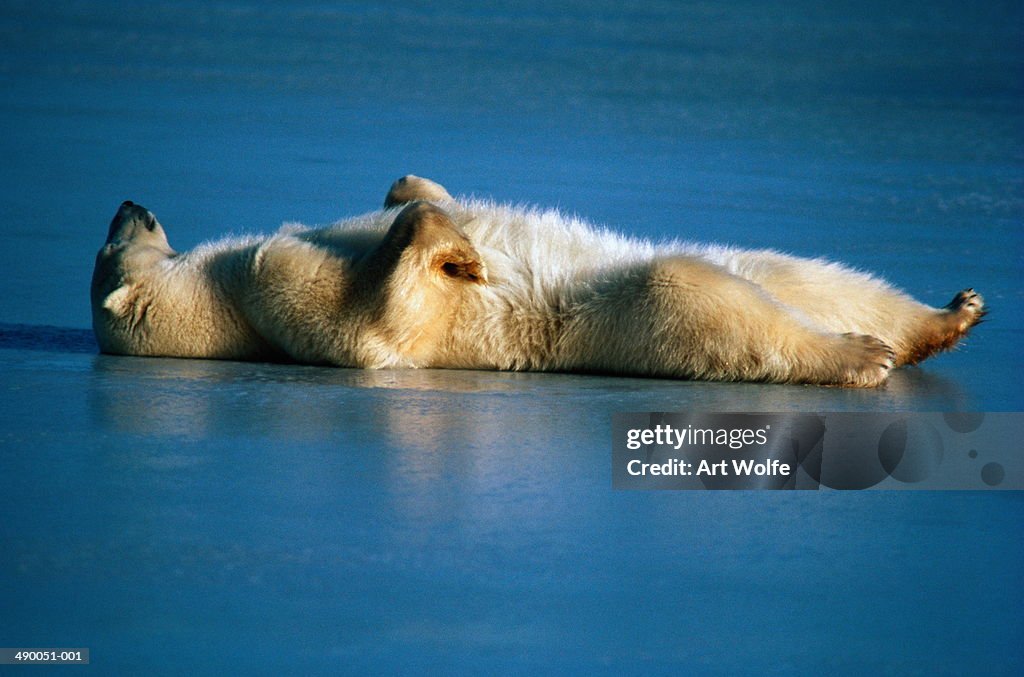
[1, 1, 1022, 673]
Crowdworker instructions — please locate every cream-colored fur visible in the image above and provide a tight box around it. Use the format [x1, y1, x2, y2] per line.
[91, 177, 985, 387]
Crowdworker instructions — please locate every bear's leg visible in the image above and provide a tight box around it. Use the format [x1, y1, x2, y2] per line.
[384, 175, 453, 208]
[719, 250, 985, 366]
[246, 202, 484, 367]
[558, 256, 895, 386]
[900, 289, 986, 365]
[357, 201, 486, 289]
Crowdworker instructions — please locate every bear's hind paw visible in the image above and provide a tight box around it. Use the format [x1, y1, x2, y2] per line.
[902, 288, 986, 365]
[830, 333, 895, 388]
[944, 288, 986, 330]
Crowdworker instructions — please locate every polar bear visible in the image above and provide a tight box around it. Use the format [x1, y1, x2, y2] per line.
[91, 176, 985, 387]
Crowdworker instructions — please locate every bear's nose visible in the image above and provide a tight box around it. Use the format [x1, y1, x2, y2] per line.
[121, 200, 134, 208]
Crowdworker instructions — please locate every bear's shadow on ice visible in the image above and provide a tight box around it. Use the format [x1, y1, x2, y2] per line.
[0, 322, 97, 353]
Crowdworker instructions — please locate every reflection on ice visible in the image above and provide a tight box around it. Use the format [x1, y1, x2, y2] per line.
[85, 349, 975, 446]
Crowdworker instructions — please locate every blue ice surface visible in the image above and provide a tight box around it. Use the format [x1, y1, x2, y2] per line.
[1, 1, 1022, 674]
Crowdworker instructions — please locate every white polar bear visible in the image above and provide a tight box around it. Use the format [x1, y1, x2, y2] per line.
[90, 176, 985, 387]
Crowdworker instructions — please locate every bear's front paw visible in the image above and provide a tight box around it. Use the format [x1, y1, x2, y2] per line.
[384, 175, 453, 208]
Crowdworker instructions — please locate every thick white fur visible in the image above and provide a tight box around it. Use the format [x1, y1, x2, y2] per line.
[91, 180, 985, 387]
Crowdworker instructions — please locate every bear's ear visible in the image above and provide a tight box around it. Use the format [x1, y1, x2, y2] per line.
[101, 285, 133, 315]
